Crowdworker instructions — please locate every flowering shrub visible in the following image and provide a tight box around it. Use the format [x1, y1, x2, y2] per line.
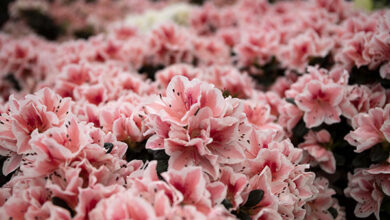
[0, 0, 390, 219]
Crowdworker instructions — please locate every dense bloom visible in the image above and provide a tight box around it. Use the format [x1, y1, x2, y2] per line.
[0, 0, 390, 219]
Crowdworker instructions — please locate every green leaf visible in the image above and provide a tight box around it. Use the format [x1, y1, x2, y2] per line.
[285, 98, 296, 105]
[328, 207, 338, 218]
[149, 150, 169, 160]
[236, 211, 251, 220]
[352, 153, 371, 168]
[20, 9, 63, 40]
[223, 90, 231, 98]
[103, 142, 114, 154]
[243, 189, 264, 208]
[52, 197, 75, 217]
[156, 159, 168, 180]
[292, 119, 309, 139]
[334, 153, 345, 166]
[73, 25, 94, 39]
[222, 199, 233, 210]
[370, 144, 389, 163]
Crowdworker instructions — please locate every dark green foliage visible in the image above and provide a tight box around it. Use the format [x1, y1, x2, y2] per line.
[352, 153, 371, 168]
[150, 149, 169, 161]
[19, 9, 64, 40]
[3, 73, 21, 91]
[380, 197, 390, 219]
[224, 189, 265, 219]
[285, 98, 296, 105]
[291, 119, 309, 146]
[138, 64, 165, 81]
[222, 199, 233, 210]
[308, 53, 334, 70]
[73, 26, 94, 39]
[223, 90, 231, 98]
[156, 159, 168, 180]
[190, 0, 206, 5]
[369, 144, 389, 163]
[328, 207, 338, 219]
[373, 0, 390, 9]
[0, 156, 15, 187]
[245, 57, 286, 89]
[349, 66, 390, 89]
[242, 189, 264, 208]
[0, 0, 15, 28]
[52, 197, 75, 217]
[122, 139, 169, 180]
[235, 211, 251, 220]
[103, 142, 114, 154]
[125, 140, 151, 162]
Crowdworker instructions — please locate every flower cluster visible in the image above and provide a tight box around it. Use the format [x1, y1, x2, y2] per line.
[0, 0, 390, 219]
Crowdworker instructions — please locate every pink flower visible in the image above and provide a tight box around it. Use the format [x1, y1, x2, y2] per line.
[148, 23, 193, 65]
[345, 169, 384, 219]
[244, 167, 280, 218]
[202, 66, 254, 99]
[305, 178, 337, 220]
[146, 76, 246, 177]
[88, 190, 156, 220]
[246, 148, 294, 182]
[278, 30, 333, 72]
[243, 101, 279, 130]
[75, 184, 124, 219]
[235, 28, 280, 66]
[345, 104, 390, 152]
[0, 177, 52, 220]
[277, 101, 303, 133]
[163, 107, 244, 177]
[162, 166, 212, 213]
[299, 130, 336, 174]
[340, 84, 386, 119]
[155, 64, 199, 89]
[295, 80, 344, 128]
[219, 167, 248, 209]
[146, 75, 227, 126]
[21, 117, 91, 177]
[193, 37, 231, 65]
[336, 32, 371, 69]
[380, 62, 390, 80]
[0, 88, 71, 175]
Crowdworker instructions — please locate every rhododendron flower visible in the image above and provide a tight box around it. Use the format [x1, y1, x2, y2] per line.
[299, 130, 336, 174]
[147, 75, 228, 126]
[295, 80, 344, 128]
[340, 84, 386, 119]
[89, 190, 157, 220]
[245, 148, 294, 182]
[235, 29, 280, 67]
[345, 169, 385, 219]
[146, 76, 246, 177]
[245, 167, 280, 219]
[21, 117, 91, 177]
[305, 178, 338, 220]
[0, 88, 71, 175]
[219, 167, 248, 209]
[380, 62, 390, 79]
[345, 104, 390, 152]
[277, 101, 303, 133]
[148, 23, 193, 65]
[162, 166, 212, 213]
